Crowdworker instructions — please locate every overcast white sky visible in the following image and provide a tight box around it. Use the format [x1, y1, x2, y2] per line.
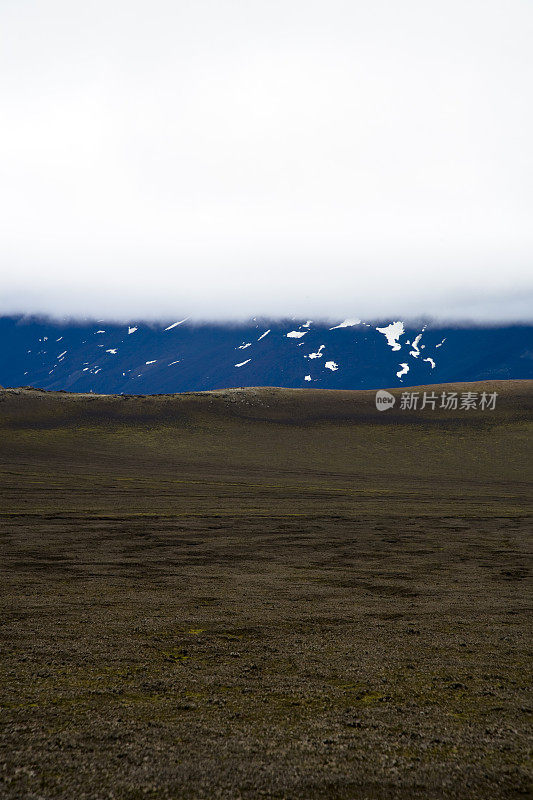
[1, 0, 532, 322]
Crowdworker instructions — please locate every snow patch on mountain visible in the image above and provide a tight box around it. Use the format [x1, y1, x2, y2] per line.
[377, 321, 405, 351]
[409, 326, 428, 358]
[308, 345, 325, 359]
[397, 363, 409, 379]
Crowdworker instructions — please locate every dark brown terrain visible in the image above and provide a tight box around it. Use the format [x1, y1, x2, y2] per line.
[1, 381, 532, 799]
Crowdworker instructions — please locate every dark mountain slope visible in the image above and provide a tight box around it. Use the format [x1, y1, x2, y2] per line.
[1, 315, 531, 393]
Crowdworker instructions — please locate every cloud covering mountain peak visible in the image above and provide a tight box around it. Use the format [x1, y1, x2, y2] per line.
[1, 0, 532, 322]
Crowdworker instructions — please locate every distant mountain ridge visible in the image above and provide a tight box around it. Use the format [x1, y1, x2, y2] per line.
[1, 315, 531, 394]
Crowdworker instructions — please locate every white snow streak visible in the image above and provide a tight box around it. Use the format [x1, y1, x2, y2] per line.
[409, 333, 423, 358]
[164, 318, 189, 330]
[329, 318, 361, 329]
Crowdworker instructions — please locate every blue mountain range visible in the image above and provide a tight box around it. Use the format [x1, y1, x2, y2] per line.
[1, 315, 531, 393]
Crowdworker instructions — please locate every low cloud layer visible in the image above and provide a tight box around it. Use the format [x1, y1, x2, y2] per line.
[1, 0, 532, 323]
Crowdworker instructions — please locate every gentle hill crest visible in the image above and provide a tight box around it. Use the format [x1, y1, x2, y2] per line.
[1, 379, 531, 521]
[1, 379, 531, 425]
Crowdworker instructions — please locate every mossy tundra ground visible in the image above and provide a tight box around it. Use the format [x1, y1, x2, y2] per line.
[1, 382, 531, 799]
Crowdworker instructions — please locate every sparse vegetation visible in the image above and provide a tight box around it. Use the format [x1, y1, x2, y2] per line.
[1, 382, 531, 799]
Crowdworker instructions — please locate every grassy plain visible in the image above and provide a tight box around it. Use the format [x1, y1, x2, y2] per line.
[0, 381, 532, 799]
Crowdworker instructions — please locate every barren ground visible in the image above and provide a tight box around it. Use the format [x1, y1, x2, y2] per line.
[1, 382, 531, 799]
